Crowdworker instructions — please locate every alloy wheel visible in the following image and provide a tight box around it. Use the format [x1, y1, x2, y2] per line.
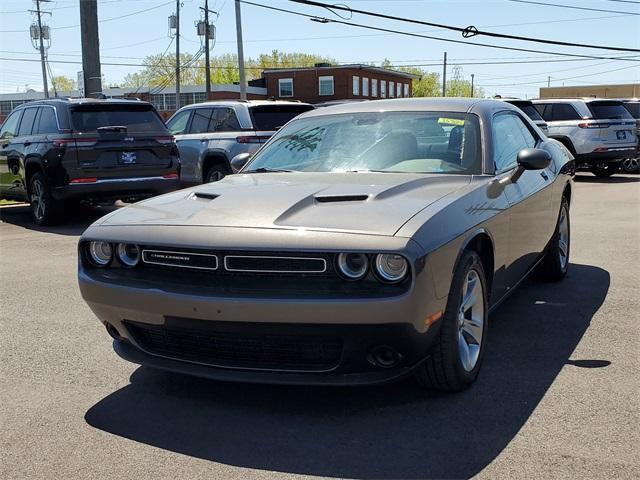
[31, 179, 46, 221]
[558, 204, 570, 270]
[621, 157, 639, 173]
[457, 269, 485, 372]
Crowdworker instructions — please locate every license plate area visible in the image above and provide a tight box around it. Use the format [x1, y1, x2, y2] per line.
[119, 151, 138, 165]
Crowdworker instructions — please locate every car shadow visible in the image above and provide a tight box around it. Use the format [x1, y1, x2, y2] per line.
[85, 263, 609, 479]
[574, 173, 639, 183]
[0, 204, 116, 236]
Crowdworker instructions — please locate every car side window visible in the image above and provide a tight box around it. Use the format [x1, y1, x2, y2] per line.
[534, 104, 551, 121]
[17, 107, 38, 137]
[0, 110, 23, 139]
[493, 113, 536, 172]
[37, 107, 59, 134]
[213, 108, 241, 132]
[190, 108, 214, 134]
[166, 109, 191, 135]
[551, 103, 581, 121]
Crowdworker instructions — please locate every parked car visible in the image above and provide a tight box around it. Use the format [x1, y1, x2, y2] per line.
[165, 100, 314, 184]
[620, 98, 639, 173]
[497, 98, 549, 134]
[79, 98, 574, 392]
[0, 98, 180, 225]
[532, 98, 637, 177]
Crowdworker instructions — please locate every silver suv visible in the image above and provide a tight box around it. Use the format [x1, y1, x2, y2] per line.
[532, 98, 637, 177]
[498, 98, 549, 134]
[166, 100, 314, 184]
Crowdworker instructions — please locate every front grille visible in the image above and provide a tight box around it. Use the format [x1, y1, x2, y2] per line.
[124, 320, 343, 372]
[224, 255, 326, 273]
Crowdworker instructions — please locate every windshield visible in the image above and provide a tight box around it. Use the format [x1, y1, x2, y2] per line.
[245, 111, 482, 174]
[587, 101, 634, 120]
[70, 104, 168, 134]
[249, 104, 314, 131]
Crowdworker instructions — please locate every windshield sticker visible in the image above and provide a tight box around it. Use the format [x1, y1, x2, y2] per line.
[438, 118, 465, 126]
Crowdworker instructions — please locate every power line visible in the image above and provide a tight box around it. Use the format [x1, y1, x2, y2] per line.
[289, 0, 640, 51]
[240, 1, 640, 61]
[480, 64, 640, 86]
[505, 0, 640, 15]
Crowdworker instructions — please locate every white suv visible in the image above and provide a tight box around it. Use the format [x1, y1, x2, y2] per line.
[532, 98, 637, 177]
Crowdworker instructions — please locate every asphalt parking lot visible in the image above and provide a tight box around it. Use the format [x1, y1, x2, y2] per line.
[1, 173, 638, 480]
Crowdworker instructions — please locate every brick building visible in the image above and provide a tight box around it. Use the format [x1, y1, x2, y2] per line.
[256, 64, 419, 104]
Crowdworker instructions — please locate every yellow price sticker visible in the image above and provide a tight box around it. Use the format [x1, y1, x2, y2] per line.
[438, 117, 465, 126]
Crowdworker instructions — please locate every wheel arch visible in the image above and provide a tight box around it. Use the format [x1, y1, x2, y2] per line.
[459, 228, 495, 297]
[24, 157, 44, 196]
[201, 151, 231, 182]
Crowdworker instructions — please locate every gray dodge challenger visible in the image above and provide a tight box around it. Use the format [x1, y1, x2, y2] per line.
[78, 98, 574, 391]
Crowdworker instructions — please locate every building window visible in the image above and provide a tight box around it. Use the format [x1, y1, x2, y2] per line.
[381, 80, 387, 98]
[371, 79, 378, 97]
[404, 83, 410, 98]
[318, 76, 334, 96]
[150, 94, 165, 111]
[389, 81, 395, 98]
[164, 94, 176, 111]
[279, 78, 293, 97]
[397, 82, 402, 98]
[194, 92, 208, 103]
[353, 76, 360, 96]
[362, 77, 369, 97]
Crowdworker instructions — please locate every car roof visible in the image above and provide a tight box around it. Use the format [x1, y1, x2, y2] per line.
[179, 100, 312, 109]
[532, 97, 624, 104]
[298, 97, 501, 119]
[16, 98, 152, 108]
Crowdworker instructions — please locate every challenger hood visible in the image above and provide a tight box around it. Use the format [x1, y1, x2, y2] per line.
[99, 172, 470, 236]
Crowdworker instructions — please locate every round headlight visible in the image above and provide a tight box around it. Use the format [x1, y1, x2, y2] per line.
[116, 243, 140, 267]
[374, 254, 408, 283]
[88, 241, 112, 267]
[337, 253, 369, 280]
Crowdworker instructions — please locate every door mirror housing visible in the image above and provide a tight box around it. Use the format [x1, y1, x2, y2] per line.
[511, 148, 551, 182]
[230, 153, 252, 173]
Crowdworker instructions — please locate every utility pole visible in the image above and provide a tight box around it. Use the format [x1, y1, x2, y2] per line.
[79, 0, 102, 97]
[471, 73, 475, 97]
[442, 52, 447, 97]
[175, 0, 181, 109]
[547, 76, 551, 87]
[204, 0, 211, 98]
[34, 0, 50, 98]
[235, 0, 247, 100]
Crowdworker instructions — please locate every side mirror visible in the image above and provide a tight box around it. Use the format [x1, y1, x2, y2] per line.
[511, 148, 551, 182]
[230, 152, 251, 173]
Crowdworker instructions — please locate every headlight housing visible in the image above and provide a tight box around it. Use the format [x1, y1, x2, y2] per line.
[336, 252, 369, 280]
[88, 241, 112, 267]
[374, 254, 409, 283]
[116, 243, 140, 267]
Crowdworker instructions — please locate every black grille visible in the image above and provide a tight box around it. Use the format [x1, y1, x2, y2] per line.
[224, 255, 326, 273]
[124, 320, 343, 371]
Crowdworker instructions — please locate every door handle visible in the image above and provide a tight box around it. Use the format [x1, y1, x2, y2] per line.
[1, 143, 8, 148]
[23, 141, 32, 147]
[200, 139, 208, 143]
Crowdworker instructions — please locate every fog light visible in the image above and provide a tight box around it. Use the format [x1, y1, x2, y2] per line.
[88, 241, 112, 266]
[337, 252, 368, 280]
[374, 254, 408, 283]
[116, 243, 140, 267]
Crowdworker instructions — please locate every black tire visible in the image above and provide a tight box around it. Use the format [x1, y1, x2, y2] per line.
[590, 164, 618, 177]
[538, 197, 570, 282]
[415, 250, 489, 392]
[29, 172, 62, 226]
[204, 164, 227, 183]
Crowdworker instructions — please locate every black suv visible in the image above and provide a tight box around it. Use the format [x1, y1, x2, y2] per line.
[0, 98, 180, 224]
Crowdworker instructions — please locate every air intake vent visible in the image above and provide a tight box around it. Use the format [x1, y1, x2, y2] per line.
[315, 195, 368, 203]
[191, 192, 219, 201]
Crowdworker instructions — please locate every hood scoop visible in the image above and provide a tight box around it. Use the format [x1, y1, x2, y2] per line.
[315, 194, 369, 203]
[190, 192, 219, 201]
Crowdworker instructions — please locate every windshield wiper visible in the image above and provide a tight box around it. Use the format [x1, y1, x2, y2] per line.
[245, 167, 294, 173]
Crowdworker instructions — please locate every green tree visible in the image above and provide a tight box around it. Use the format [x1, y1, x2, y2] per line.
[50, 75, 75, 93]
[446, 79, 484, 98]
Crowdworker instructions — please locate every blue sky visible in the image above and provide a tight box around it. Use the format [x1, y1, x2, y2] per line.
[1, 0, 638, 98]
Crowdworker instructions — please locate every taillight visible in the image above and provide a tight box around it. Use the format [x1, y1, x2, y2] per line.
[155, 135, 175, 144]
[578, 122, 607, 129]
[236, 135, 271, 144]
[162, 173, 179, 179]
[70, 177, 98, 184]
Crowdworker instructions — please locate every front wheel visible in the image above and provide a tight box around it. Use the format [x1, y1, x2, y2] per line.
[590, 164, 618, 177]
[415, 250, 488, 392]
[29, 172, 62, 225]
[538, 197, 570, 282]
[204, 164, 227, 183]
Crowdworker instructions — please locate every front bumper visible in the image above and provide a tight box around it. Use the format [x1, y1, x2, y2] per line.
[52, 175, 180, 201]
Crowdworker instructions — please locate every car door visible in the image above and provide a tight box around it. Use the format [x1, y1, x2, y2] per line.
[492, 111, 554, 286]
[170, 108, 214, 184]
[0, 109, 24, 198]
[0, 107, 37, 200]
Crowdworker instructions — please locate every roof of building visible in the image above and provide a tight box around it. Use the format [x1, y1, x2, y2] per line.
[262, 64, 420, 80]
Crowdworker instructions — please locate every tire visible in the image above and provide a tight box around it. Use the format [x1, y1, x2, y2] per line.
[538, 196, 570, 282]
[29, 172, 62, 226]
[415, 250, 488, 392]
[621, 157, 639, 173]
[204, 164, 227, 183]
[590, 164, 618, 177]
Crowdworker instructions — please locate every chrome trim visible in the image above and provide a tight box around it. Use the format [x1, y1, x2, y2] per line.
[141, 249, 218, 270]
[68, 176, 176, 185]
[224, 255, 327, 273]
